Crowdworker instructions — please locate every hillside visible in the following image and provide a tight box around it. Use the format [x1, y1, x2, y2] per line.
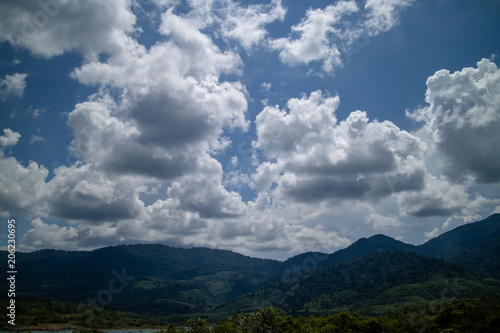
[417, 214, 500, 277]
[11, 244, 282, 316]
[2, 214, 500, 320]
[213, 251, 500, 317]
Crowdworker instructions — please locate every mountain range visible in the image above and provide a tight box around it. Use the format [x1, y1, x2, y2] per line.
[3, 214, 500, 320]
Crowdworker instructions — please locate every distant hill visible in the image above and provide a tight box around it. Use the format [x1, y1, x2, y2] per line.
[417, 214, 500, 277]
[213, 251, 500, 317]
[279, 234, 418, 279]
[3, 214, 500, 319]
[10, 244, 282, 316]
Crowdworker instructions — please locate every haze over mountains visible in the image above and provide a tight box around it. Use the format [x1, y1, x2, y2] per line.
[4, 214, 500, 319]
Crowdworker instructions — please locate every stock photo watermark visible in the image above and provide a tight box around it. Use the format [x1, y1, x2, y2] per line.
[11, 0, 61, 46]
[75, 267, 135, 326]
[6, 218, 17, 326]
[253, 249, 330, 309]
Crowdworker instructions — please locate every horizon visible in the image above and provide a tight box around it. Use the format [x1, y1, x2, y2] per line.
[5, 213, 498, 261]
[1, 0, 500, 260]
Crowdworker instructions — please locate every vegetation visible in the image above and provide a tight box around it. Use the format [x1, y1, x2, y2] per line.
[213, 251, 500, 316]
[4, 296, 500, 332]
[2, 214, 500, 331]
[208, 299, 500, 333]
[0, 296, 170, 329]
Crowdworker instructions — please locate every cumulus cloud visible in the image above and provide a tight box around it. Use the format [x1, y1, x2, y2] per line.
[218, 0, 285, 50]
[0, 0, 136, 58]
[1, 1, 257, 253]
[423, 227, 439, 240]
[0, 129, 21, 147]
[366, 212, 401, 230]
[2, 0, 498, 259]
[167, 154, 247, 219]
[44, 164, 145, 224]
[0, 155, 48, 216]
[20, 217, 130, 251]
[68, 8, 249, 181]
[408, 59, 500, 183]
[270, 0, 413, 73]
[254, 90, 427, 204]
[271, 1, 358, 73]
[154, 0, 285, 50]
[397, 174, 492, 218]
[0, 73, 28, 101]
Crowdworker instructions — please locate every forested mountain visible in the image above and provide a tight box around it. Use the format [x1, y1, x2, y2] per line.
[11, 245, 282, 316]
[213, 250, 500, 317]
[2, 214, 500, 319]
[416, 213, 500, 278]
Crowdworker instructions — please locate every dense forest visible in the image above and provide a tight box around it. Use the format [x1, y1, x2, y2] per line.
[2, 296, 500, 332]
[2, 214, 500, 331]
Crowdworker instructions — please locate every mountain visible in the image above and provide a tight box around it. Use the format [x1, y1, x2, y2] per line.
[279, 234, 418, 278]
[327, 233, 417, 264]
[213, 251, 500, 317]
[11, 244, 282, 316]
[3, 214, 500, 320]
[417, 213, 500, 277]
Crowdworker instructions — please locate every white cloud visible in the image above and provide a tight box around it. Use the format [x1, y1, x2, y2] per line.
[423, 227, 439, 239]
[271, 1, 358, 73]
[252, 161, 282, 192]
[270, 0, 414, 74]
[254, 90, 427, 204]
[166, 154, 247, 219]
[21, 218, 81, 251]
[2, 0, 497, 260]
[0, 0, 137, 58]
[408, 59, 500, 183]
[366, 212, 401, 230]
[0, 73, 28, 101]
[68, 9, 249, 180]
[363, 0, 414, 35]
[26, 106, 45, 119]
[30, 134, 44, 144]
[261, 82, 272, 92]
[0, 154, 48, 216]
[0, 129, 21, 147]
[44, 163, 145, 224]
[218, 0, 286, 50]
[155, 0, 285, 50]
[397, 174, 487, 218]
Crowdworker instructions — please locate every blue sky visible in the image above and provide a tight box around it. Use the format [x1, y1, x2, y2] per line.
[1, 0, 499, 260]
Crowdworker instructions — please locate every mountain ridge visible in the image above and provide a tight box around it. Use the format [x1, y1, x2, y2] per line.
[3, 214, 499, 318]
[211, 250, 500, 317]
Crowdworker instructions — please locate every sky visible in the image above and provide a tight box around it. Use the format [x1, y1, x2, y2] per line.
[0, 0, 499, 260]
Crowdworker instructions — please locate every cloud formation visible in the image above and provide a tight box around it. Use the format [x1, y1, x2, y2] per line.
[0, 0, 498, 259]
[0, 129, 21, 147]
[271, 0, 413, 73]
[0, 73, 28, 101]
[408, 59, 500, 184]
[254, 90, 427, 203]
[0, 0, 136, 58]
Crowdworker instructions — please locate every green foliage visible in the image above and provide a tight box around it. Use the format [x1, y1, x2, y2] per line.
[217, 251, 500, 316]
[0, 295, 171, 329]
[185, 317, 210, 333]
[1, 244, 282, 316]
[5, 296, 500, 332]
[2, 214, 500, 323]
[209, 299, 500, 332]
